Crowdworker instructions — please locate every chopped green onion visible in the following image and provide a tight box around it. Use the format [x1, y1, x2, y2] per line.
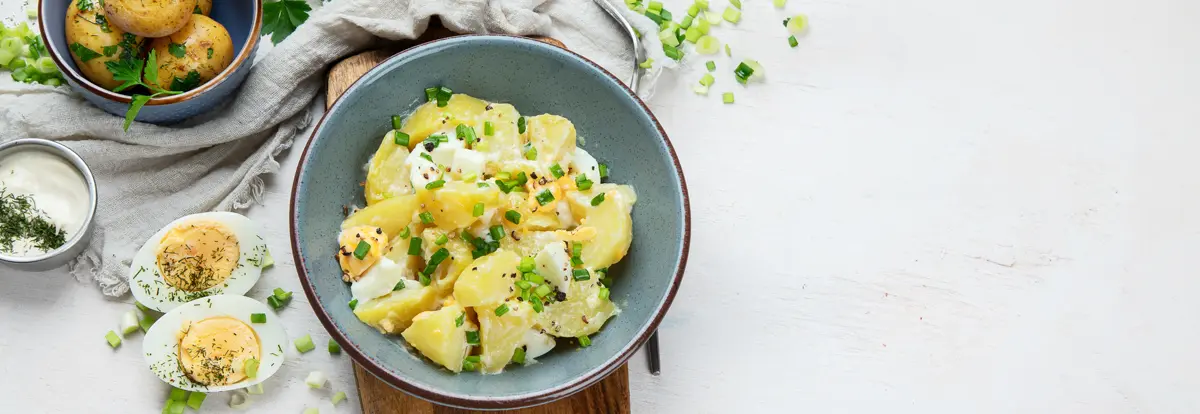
[694, 84, 710, 95]
[660, 29, 680, 48]
[524, 145, 538, 160]
[787, 14, 808, 34]
[730, 0, 741, 8]
[399, 227, 411, 239]
[455, 124, 475, 142]
[525, 272, 544, 284]
[456, 312, 466, 327]
[266, 295, 282, 310]
[348, 298, 359, 310]
[295, 334, 316, 353]
[462, 355, 481, 371]
[638, 58, 654, 69]
[577, 335, 592, 347]
[535, 190, 556, 205]
[572, 241, 583, 258]
[120, 311, 139, 335]
[696, 0, 710, 9]
[186, 391, 206, 410]
[463, 173, 478, 182]
[512, 347, 527, 364]
[725, 43, 732, 56]
[681, 15, 694, 29]
[514, 171, 529, 186]
[164, 400, 185, 414]
[660, 8, 673, 21]
[774, 0, 787, 7]
[332, 391, 347, 406]
[599, 163, 609, 179]
[305, 371, 327, 389]
[706, 61, 717, 72]
[648, 0, 662, 11]
[700, 73, 715, 86]
[515, 279, 532, 290]
[424, 248, 450, 275]
[517, 117, 527, 134]
[532, 297, 545, 313]
[473, 203, 485, 217]
[466, 330, 480, 345]
[534, 284, 552, 298]
[251, 313, 266, 323]
[685, 26, 703, 43]
[789, 35, 798, 48]
[353, 240, 371, 260]
[490, 225, 506, 241]
[495, 179, 514, 193]
[591, 193, 606, 206]
[394, 280, 406, 291]
[494, 303, 510, 316]
[419, 211, 435, 224]
[328, 340, 341, 354]
[723, 92, 735, 104]
[697, 15, 711, 34]
[245, 358, 259, 378]
[722, 6, 741, 23]
[575, 174, 594, 191]
[436, 86, 453, 107]
[105, 330, 121, 348]
[519, 256, 536, 272]
[497, 172, 512, 180]
[420, 153, 433, 162]
[573, 269, 591, 281]
[425, 87, 438, 102]
[477, 182, 490, 188]
[549, 164, 565, 179]
[169, 387, 188, 402]
[408, 236, 423, 255]
[484, 121, 495, 136]
[419, 272, 431, 286]
[391, 115, 403, 130]
[687, 3, 700, 16]
[392, 130, 409, 146]
[302, 409, 318, 414]
[599, 286, 611, 300]
[434, 233, 449, 245]
[663, 45, 683, 61]
[735, 61, 754, 84]
[696, 35, 720, 55]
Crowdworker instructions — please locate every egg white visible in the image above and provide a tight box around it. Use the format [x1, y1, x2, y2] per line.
[143, 295, 287, 392]
[129, 212, 269, 313]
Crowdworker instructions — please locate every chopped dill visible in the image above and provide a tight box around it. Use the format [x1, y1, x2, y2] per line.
[0, 188, 67, 254]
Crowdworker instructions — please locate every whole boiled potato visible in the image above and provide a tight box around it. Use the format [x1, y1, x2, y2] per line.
[193, 0, 212, 15]
[103, 0, 194, 38]
[144, 14, 234, 92]
[64, 1, 145, 90]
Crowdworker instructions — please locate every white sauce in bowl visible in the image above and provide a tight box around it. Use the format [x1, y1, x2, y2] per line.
[0, 150, 89, 256]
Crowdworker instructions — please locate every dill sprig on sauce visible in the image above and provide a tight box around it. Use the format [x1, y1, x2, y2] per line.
[0, 187, 67, 253]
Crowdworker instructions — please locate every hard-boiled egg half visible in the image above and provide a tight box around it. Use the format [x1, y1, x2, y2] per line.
[143, 295, 287, 392]
[130, 212, 271, 313]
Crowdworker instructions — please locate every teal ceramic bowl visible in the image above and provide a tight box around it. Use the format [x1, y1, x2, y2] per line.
[290, 35, 689, 409]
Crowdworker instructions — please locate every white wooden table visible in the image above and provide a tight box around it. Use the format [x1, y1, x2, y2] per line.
[4, 0, 1200, 412]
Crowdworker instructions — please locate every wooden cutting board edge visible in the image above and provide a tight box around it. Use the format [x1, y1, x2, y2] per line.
[324, 30, 631, 414]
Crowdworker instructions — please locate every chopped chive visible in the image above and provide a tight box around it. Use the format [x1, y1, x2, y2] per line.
[462, 358, 478, 371]
[425, 179, 445, 190]
[788, 35, 799, 48]
[512, 347, 526, 364]
[774, 0, 787, 7]
[515, 279, 532, 290]
[393, 279, 405, 291]
[244, 358, 259, 378]
[477, 182, 490, 188]
[577, 335, 592, 347]
[524, 145, 538, 160]
[484, 121, 495, 136]
[273, 288, 292, 301]
[572, 242, 583, 258]
[105, 331, 121, 348]
[532, 297, 545, 313]
[185, 391, 206, 409]
[725, 43, 732, 56]
[729, 0, 741, 9]
[591, 193, 606, 206]
[393, 131, 410, 146]
[505, 210, 522, 224]
[348, 299, 358, 310]
[455, 124, 475, 141]
[169, 387, 188, 402]
[295, 334, 316, 353]
[573, 269, 591, 281]
[639, 58, 655, 69]
[463, 173, 478, 182]
[494, 303, 510, 316]
[723, 92, 735, 104]
[420, 153, 433, 162]
[536, 190, 555, 205]
[425, 87, 438, 102]
[514, 171, 529, 186]
[495, 179, 514, 193]
[455, 312, 465, 327]
[517, 117, 526, 134]
[497, 172, 512, 180]
[419, 211, 435, 224]
[700, 73, 715, 87]
[251, 313, 266, 323]
[408, 237, 423, 255]
[419, 272, 431, 286]
[599, 286, 611, 300]
[648, 0, 662, 12]
[399, 226, 411, 238]
[466, 330, 480, 346]
[549, 164, 565, 179]
[706, 60, 716, 71]
[663, 44, 682, 61]
[525, 272, 544, 284]
[436, 86, 452, 107]
[534, 284, 552, 298]
[722, 6, 741, 23]
[424, 248, 450, 276]
[353, 240, 371, 260]
[266, 295, 282, 309]
[489, 225, 505, 241]
[328, 340, 341, 354]
[599, 163, 609, 179]
[435, 233, 449, 245]
[332, 391, 347, 406]
[575, 174, 594, 191]
[391, 115, 403, 130]
[473, 203, 485, 217]
[518, 256, 536, 272]
[572, 256, 584, 267]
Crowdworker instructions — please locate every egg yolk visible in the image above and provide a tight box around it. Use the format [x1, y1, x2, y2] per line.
[178, 316, 261, 386]
[156, 222, 240, 292]
[338, 225, 387, 282]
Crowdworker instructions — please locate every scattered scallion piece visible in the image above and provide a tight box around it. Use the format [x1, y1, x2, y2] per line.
[295, 334, 316, 353]
[462, 356, 480, 371]
[664, 45, 682, 61]
[349, 299, 358, 309]
[328, 340, 341, 354]
[599, 286, 611, 300]
[425, 179, 445, 190]
[535, 190, 556, 205]
[394, 280, 405, 291]
[706, 60, 716, 71]
[164, 400, 185, 414]
[638, 58, 654, 69]
[512, 347, 527, 364]
[578, 335, 592, 347]
[423, 248, 450, 276]
[408, 236, 423, 255]
[456, 312, 466, 327]
[519, 256, 536, 272]
[729, 0, 741, 9]
[524, 145, 538, 160]
[436, 86, 452, 107]
[572, 242, 583, 258]
[425, 87, 438, 102]
[185, 392, 206, 410]
[573, 269, 591, 281]
[473, 203, 485, 217]
[648, 0, 663, 12]
[353, 240, 371, 260]
[525, 272, 544, 284]
[681, 15, 694, 29]
[332, 391, 347, 406]
[466, 330, 480, 346]
[694, 84, 710, 95]
[105, 330, 121, 348]
[723, 92, 735, 104]
[591, 193, 606, 206]
[434, 233, 449, 245]
[419, 272, 431, 286]
[517, 117, 527, 134]
[659, 28, 680, 48]
[251, 313, 266, 323]
[494, 303, 510, 316]
[725, 43, 732, 56]
[391, 115, 403, 130]
[419, 211, 434, 224]
[549, 164, 565, 179]
[685, 26, 703, 43]
[532, 297, 545, 313]
[244, 358, 259, 379]
[140, 313, 158, 332]
[696, 35, 720, 55]
[169, 387, 189, 402]
[534, 284, 552, 298]
[120, 311, 139, 335]
[788, 35, 798, 48]
[489, 225, 506, 241]
[774, 0, 786, 7]
[463, 173, 478, 182]
[484, 121, 495, 136]
[515, 279, 532, 290]
[734, 61, 754, 84]
[503, 210, 522, 225]
[722, 6, 741, 23]
[599, 163, 609, 179]
[660, 8, 673, 21]
[575, 174, 594, 191]
[787, 14, 808, 34]
[305, 371, 327, 389]
[700, 73, 715, 87]
[697, 16, 711, 34]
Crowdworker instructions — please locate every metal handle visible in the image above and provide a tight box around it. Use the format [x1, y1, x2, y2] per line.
[592, 0, 643, 92]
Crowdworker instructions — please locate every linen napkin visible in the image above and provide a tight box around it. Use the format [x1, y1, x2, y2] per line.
[0, 0, 664, 296]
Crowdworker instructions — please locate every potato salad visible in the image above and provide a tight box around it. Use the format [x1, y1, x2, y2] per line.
[336, 88, 636, 374]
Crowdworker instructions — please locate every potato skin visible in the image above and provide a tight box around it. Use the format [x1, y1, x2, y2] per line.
[144, 14, 234, 92]
[64, 1, 145, 91]
[103, 0, 194, 38]
[194, 0, 212, 15]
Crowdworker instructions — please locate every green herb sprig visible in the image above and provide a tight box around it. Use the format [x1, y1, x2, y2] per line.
[105, 49, 186, 131]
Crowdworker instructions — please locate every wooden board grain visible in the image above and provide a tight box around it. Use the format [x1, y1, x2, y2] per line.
[325, 21, 629, 414]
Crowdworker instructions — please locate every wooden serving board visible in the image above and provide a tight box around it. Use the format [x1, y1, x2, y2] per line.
[324, 21, 631, 414]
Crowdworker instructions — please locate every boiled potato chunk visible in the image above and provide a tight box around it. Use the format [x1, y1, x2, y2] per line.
[365, 130, 414, 205]
[342, 194, 419, 238]
[354, 286, 437, 334]
[144, 14, 234, 92]
[64, 3, 145, 91]
[476, 103, 523, 167]
[402, 303, 473, 372]
[477, 301, 536, 373]
[525, 115, 577, 169]
[399, 94, 489, 151]
[419, 229, 473, 292]
[193, 0, 212, 15]
[500, 231, 563, 259]
[578, 186, 635, 269]
[103, 0, 194, 37]
[537, 279, 616, 337]
[453, 249, 520, 307]
[419, 182, 501, 230]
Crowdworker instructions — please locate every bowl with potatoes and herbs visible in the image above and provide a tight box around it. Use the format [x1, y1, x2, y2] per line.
[39, 0, 261, 127]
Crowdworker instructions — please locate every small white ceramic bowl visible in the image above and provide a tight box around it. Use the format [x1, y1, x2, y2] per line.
[0, 139, 97, 271]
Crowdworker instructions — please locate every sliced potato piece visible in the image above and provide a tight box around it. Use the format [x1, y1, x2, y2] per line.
[577, 187, 635, 269]
[342, 194, 419, 238]
[365, 130, 414, 205]
[418, 182, 501, 231]
[354, 285, 437, 334]
[418, 229, 473, 293]
[402, 303, 473, 372]
[525, 115, 577, 170]
[477, 300, 536, 373]
[399, 95, 489, 151]
[453, 249, 520, 307]
[536, 279, 616, 338]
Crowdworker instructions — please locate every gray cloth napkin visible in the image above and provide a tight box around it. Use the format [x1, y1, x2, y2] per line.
[0, 0, 662, 296]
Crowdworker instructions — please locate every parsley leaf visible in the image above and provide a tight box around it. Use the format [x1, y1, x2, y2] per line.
[262, 0, 311, 44]
[207, 48, 214, 60]
[69, 42, 102, 62]
[124, 95, 150, 131]
[102, 45, 118, 57]
[76, 0, 94, 12]
[168, 43, 186, 58]
[105, 56, 145, 93]
[169, 70, 202, 92]
[104, 50, 187, 131]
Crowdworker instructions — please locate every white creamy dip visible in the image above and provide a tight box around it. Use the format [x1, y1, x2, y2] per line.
[0, 150, 88, 256]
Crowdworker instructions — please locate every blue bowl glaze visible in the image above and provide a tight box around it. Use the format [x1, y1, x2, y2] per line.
[38, 0, 261, 124]
[290, 36, 690, 409]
